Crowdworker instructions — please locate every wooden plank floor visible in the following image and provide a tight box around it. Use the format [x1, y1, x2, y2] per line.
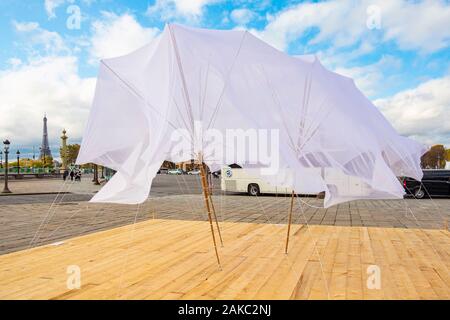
[0, 219, 449, 300]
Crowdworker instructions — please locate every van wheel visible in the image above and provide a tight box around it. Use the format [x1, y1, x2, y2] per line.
[248, 184, 260, 196]
[414, 188, 425, 199]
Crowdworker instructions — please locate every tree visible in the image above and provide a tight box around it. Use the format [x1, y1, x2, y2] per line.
[445, 149, 450, 162]
[32, 160, 44, 168]
[44, 156, 53, 167]
[65, 144, 80, 166]
[10, 158, 33, 168]
[8, 158, 53, 169]
[162, 160, 176, 169]
[421, 145, 446, 169]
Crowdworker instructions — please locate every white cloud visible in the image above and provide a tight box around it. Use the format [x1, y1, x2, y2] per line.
[90, 12, 159, 62]
[251, 0, 450, 53]
[375, 76, 450, 146]
[381, 0, 450, 52]
[0, 56, 96, 146]
[250, 1, 366, 51]
[146, 0, 221, 22]
[13, 21, 71, 57]
[7, 58, 22, 68]
[332, 55, 402, 97]
[44, 0, 95, 19]
[1, 13, 159, 148]
[230, 8, 255, 25]
[44, 0, 65, 19]
[13, 21, 39, 32]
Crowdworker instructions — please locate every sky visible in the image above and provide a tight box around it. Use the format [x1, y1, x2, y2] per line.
[0, 0, 449, 159]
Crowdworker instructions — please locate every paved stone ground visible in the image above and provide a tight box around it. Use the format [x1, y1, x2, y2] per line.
[0, 174, 220, 203]
[0, 176, 449, 255]
[0, 176, 102, 195]
[1, 193, 449, 255]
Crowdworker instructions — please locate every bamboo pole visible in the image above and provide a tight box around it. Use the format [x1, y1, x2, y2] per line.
[204, 165, 224, 246]
[198, 156, 222, 269]
[209, 192, 224, 247]
[285, 190, 295, 254]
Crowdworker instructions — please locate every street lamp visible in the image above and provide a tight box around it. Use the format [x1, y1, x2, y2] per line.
[2, 140, 11, 193]
[16, 150, 20, 174]
[93, 164, 100, 185]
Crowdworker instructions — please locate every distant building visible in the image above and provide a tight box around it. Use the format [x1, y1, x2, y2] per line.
[39, 114, 52, 160]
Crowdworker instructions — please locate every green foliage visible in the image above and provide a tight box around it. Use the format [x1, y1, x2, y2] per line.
[162, 160, 176, 169]
[421, 145, 446, 169]
[65, 144, 80, 166]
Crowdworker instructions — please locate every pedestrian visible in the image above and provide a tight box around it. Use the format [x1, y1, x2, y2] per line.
[70, 170, 75, 181]
[75, 170, 81, 182]
[63, 170, 68, 181]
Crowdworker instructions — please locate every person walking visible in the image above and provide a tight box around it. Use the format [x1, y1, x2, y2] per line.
[70, 170, 75, 181]
[63, 170, 68, 181]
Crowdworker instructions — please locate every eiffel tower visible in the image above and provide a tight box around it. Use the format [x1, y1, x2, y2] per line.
[39, 114, 52, 160]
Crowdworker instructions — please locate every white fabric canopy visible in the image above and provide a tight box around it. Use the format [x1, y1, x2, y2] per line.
[77, 24, 426, 207]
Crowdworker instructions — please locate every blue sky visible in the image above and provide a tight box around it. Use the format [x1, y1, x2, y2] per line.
[0, 0, 449, 158]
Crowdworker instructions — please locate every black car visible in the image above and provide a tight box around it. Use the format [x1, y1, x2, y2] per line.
[402, 170, 450, 199]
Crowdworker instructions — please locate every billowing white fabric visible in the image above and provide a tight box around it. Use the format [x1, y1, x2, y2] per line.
[77, 24, 426, 207]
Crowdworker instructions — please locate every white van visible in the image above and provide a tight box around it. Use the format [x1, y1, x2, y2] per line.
[221, 166, 371, 197]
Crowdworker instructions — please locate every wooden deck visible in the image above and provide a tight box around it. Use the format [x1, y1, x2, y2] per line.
[0, 219, 449, 299]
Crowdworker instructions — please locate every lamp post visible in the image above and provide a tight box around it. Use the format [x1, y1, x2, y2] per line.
[2, 140, 11, 193]
[16, 150, 20, 174]
[39, 147, 42, 173]
[93, 164, 100, 185]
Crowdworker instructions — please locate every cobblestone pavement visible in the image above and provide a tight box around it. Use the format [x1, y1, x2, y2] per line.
[1, 176, 102, 195]
[1, 190, 449, 255]
[0, 174, 220, 204]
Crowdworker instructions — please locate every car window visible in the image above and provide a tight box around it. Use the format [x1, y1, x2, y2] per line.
[423, 171, 450, 180]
